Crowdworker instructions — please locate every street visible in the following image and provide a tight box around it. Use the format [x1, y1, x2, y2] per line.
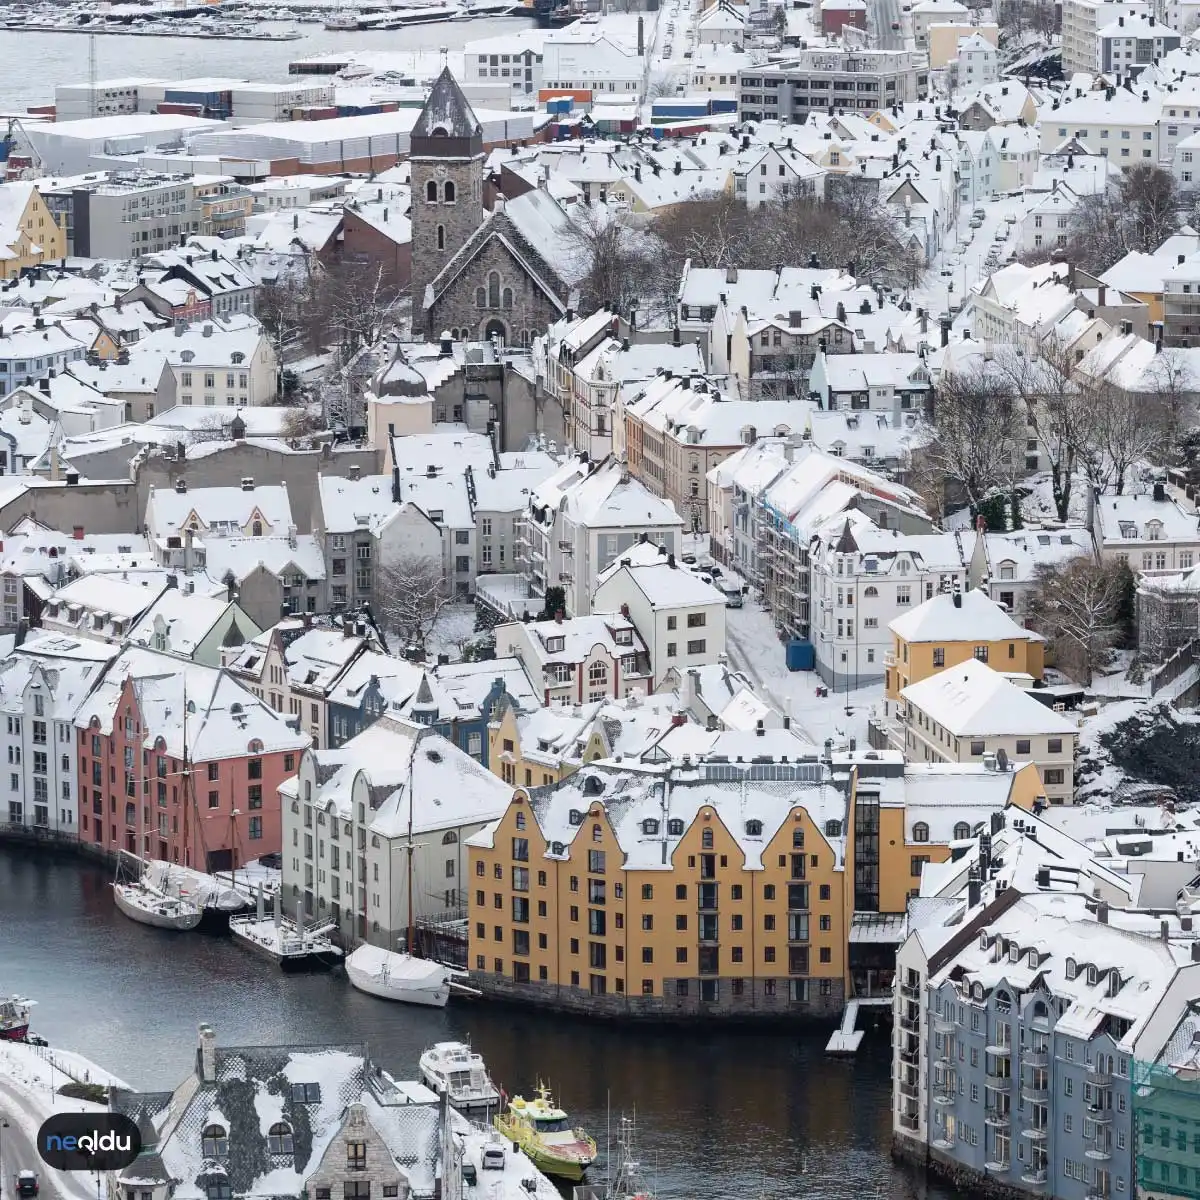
[0, 1081, 94, 1200]
[869, 0, 905, 51]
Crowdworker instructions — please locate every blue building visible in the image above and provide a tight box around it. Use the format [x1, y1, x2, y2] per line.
[391, 657, 539, 768]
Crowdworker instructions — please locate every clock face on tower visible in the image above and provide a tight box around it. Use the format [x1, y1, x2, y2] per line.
[436, 165, 448, 178]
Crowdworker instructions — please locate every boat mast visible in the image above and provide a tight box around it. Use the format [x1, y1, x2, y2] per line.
[406, 787, 415, 956]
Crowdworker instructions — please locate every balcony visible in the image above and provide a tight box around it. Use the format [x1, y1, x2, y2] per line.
[931, 1136, 954, 1151]
[1023, 1048, 1049, 1068]
[900, 980, 920, 1000]
[1021, 1124, 1048, 1141]
[1087, 1104, 1113, 1125]
[898, 1080, 920, 1099]
[932, 1013, 953, 1033]
[984, 1159, 1011, 1173]
[1085, 1142, 1112, 1162]
[984, 1109, 1011, 1130]
[1021, 1083, 1049, 1104]
[985, 1072, 1011, 1090]
[1087, 1066, 1113, 1086]
[1020, 1169, 1048, 1187]
[898, 1114, 919, 1132]
[986, 1043, 1012, 1058]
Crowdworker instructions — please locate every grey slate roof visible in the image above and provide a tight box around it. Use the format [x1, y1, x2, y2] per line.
[412, 67, 481, 140]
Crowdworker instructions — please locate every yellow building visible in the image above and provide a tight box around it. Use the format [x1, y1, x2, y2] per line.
[465, 747, 1043, 1019]
[488, 691, 686, 789]
[0, 183, 67, 280]
[885, 588, 1045, 703]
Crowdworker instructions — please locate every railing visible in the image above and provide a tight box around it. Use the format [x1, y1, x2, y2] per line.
[1087, 1066, 1113, 1086]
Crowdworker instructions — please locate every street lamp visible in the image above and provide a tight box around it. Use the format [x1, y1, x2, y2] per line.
[1, 1117, 9, 1198]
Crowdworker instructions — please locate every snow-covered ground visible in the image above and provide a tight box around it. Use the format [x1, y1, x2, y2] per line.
[724, 600, 882, 751]
[0, 1040, 130, 1200]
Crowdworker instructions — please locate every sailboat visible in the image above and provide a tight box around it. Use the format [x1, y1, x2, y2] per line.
[571, 1115, 652, 1200]
[112, 851, 203, 931]
[344, 792, 460, 1007]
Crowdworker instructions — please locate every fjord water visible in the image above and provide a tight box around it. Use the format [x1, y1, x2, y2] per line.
[0, 847, 951, 1200]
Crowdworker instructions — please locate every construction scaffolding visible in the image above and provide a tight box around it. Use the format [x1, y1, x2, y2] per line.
[1134, 1015, 1200, 1200]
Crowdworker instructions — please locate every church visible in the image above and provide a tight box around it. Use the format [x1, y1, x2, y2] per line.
[410, 68, 586, 345]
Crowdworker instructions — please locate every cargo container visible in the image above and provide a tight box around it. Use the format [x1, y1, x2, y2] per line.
[156, 102, 205, 117]
[708, 97, 737, 114]
[537, 87, 592, 104]
[545, 96, 574, 115]
[785, 639, 815, 672]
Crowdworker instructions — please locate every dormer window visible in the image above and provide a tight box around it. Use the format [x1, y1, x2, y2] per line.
[1109, 972, 1121, 996]
[551, 841, 565, 854]
[642, 818, 660, 835]
[231, 352, 245, 365]
[745, 819, 764, 836]
[1087, 965, 1099, 985]
[825, 819, 842, 837]
[568, 809, 584, 826]
[546, 636, 565, 653]
[1066, 958, 1077, 980]
[291, 1082, 320, 1103]
[614, 629, 632, 645]
[202, 1125, 228, 1156]
[979, 932, 989, 950]
[1027, 949, 1038, 968]
[180, 350, 195, 363]
[267, 1123, 294, 1155]
[667, 818, 684, 836]
[1008, 944, 1019, 963]
[1147, 521, 1163, 541]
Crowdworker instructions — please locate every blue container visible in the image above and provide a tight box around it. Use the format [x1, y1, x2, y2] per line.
[708, 97, 737, 114]
[785, 639, 815, 672]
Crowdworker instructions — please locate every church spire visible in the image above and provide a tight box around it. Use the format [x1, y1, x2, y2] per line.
[412, 67, 483, 155]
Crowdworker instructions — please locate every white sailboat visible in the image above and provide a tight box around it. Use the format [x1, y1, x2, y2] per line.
[345, 943, 451, 1007]
[112, 878, 204, 930]
[344, 791, 461, 1008]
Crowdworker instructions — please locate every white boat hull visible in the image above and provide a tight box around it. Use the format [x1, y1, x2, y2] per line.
[419, 1066, 500, 1108]
[112, 883, 202, 931]
[345, 947, 450, 1008]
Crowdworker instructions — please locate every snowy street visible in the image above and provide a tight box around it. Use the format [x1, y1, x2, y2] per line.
[0, 1042, 127, 1200]
[724, 600, 881, 751]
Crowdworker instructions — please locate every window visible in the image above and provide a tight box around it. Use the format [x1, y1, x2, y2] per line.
[267, 1124, 293, 1155]
[932, 648, 944, 667]
[1016, 739, 1031, 755]
[291, 1083, 321, 1103]
[202, 1126, 228, 1156]
[973, 645, 989, 663]
[912, 822, 929, 843]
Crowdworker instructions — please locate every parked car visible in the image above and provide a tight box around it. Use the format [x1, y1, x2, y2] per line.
[482, 1147, 506, 1171]
[16, 1172, 39, 1197]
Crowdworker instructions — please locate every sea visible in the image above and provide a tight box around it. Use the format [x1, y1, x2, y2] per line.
[0, 845, 956, 1200]
[0, 19, 524, 111]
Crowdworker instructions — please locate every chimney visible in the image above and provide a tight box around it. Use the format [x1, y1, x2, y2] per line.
[1192, 941, 1200, 963]
[211, 248, 218, 262]
[1098, 901, 1109, 924]
[348, 464, 361, 481]
[967, 867, 981, 909]
[726, 266, 738, 284]
[668, 553, 676, 568]
[554, 609, 564, 624]
[637, 13, 644, 55]
[755, 719, 765, 737]
[241, 477, 254, 491]
[953, 593, 962, 608]
[439, 330, 453, 356]
[1098, 285, 1106, 308]
[941, 318, 950, 348]
[197, 1024, 217, 1082]
[1162, 919, 1170, 942]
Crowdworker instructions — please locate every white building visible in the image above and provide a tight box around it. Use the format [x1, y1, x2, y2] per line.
[0, 635, 117, 834]
[809, 512, 967, 687]
[1092, 485, 1200, 574]
[155, 315, 278, 409]
[897, 658, 1080, 804]
[520, 455, 684, 618]
[282, 714, 514, 946]
[953, 31, 998, 85]
[968, 525, 1095, 623]
[1060, 0, 1149, 73]
[592, 558, 728, 687]
[1098, 13, 1181, 76]
[493, 613, 651, 704]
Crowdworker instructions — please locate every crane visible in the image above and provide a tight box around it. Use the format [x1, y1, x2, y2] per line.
[0, 116, 45, 181]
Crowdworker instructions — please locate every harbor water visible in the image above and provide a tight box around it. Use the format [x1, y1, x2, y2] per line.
[0, 19, 524, 110]
[0, 846, 953, 1199]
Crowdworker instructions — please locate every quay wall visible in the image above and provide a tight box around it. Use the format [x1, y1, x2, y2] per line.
[469, 970, 850, 1024]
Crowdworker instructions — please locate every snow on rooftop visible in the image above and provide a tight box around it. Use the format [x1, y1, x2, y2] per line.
[889, 588, 1044, 643]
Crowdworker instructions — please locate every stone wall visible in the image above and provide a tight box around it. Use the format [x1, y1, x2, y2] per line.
[426, 235, 563, 348]
[470, 971, 845, 1022]
[926, 1147, 1038, 1200]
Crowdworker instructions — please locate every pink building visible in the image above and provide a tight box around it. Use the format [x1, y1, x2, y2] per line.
[821, 0, 868, 35]
[77, 651, 308, 871]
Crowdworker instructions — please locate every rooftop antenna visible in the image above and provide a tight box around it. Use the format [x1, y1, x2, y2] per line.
[440, 45, 448, 68]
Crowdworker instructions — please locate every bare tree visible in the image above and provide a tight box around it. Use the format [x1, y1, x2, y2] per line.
[1141, 349, 1197, 454]
[565, 204, 664, 318]
[925, 368, 1023, 513]
[373, 556, 453, 655]
[1066, 165, 1181, 274]
[281, 406, 327, 444]
[1025, 558, 1127, 684]
[1089, 383, 1171, 493]
[995, 336, 1098, 523]
[326, 261, 398, 360]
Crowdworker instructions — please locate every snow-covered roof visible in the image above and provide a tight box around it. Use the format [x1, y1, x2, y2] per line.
[1094, 490, 1200, 546]
[148, 484, 293, 541]
[127, 591, 255, 659]
[901, 658, 1077, 737]
[889, 587, 1045, 643]
[598, 560, 726, 608]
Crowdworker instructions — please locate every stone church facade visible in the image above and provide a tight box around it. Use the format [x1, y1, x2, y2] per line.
[409, 69, 576, 346]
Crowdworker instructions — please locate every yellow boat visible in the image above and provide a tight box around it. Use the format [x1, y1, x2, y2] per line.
[494, 1084, 597, 1181]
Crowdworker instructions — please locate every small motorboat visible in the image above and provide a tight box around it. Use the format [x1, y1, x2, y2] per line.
[345, 944, 451, 1007]
[419, 1041, 500, 1109]
[495, 1085, 597, 1182]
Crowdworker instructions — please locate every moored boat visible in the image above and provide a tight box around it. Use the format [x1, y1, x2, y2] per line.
[112, 879, 204, 931]
[419, 1041, 500, 1108]
[0, 995, 35, 1042]
[345, 944, 450, 1007]
[228, 910, 342, 972]
[495, 1086, 597, 1182]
